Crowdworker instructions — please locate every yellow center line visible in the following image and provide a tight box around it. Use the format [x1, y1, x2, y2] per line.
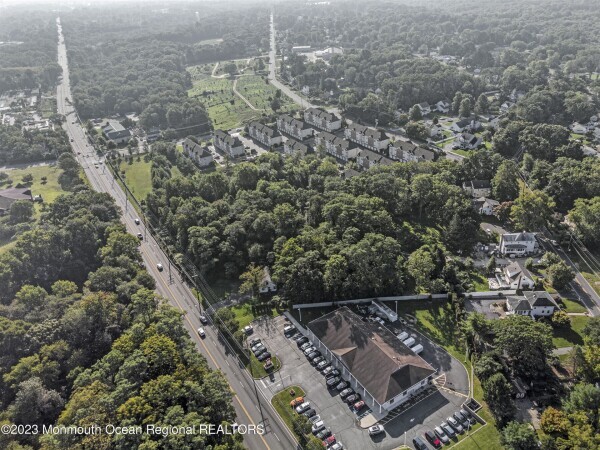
[147, 253, 271, 450]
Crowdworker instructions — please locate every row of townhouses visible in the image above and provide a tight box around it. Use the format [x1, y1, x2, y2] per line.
[248, 122, 283, 147]
[214, 130, 245, 157]
[183, 138, 213, 167]
[276, 114, 315, 141]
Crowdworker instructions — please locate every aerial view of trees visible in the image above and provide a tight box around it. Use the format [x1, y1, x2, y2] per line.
[0, 125, 70, 165]
[0, 187, 237, 449]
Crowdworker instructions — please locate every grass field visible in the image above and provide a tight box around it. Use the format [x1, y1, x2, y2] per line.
[119, 159, 153, 199]
[247, 353, 281, 378]
[552, 314, 590, 348]
[0, 163, 68, 253]
[187, 65, 298, 130]
[40, 96, 57, 118]
[271, 386, 307, 440]
[559, 297, 588, 313]
[0, 164, 66, 215]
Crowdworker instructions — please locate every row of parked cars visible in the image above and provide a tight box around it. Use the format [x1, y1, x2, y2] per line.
[414, 409, 477, 449]
[288, 332, 344, 449]
[249, 337, 273, 363]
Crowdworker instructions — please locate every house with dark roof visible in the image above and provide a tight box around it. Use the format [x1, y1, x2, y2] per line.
[304, 107, 342, 132]
[456, 132, 482, 150]
[451, 118, 481, 133]
[350, 148, 394, 171]
[183, 138, 213, 168]
[0, 187, 33, 215]
[506, 291, 559, 318]
[344, 123, 390, 151]
[499, 232, 538, 256]
[315, 131, 358, 161]
[307, 307, 436, 413]
[473, 197, 499, 216]
[283, 139, 309, 156]
[259, 267, 277, 294]
[276, 114, 314, 140]
[416, 102, 431, 115]
[248, 122, 283, 147]
[462, 180, 491, 198]
[213, 130, 245, 157]
[435, 100, 450, 114]
[499, 260, 535, 290]
[388, 141, 435, 162]
[102, 120, 131, 144]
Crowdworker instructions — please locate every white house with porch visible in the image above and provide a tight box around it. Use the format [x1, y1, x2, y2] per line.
[506, 291, 559, 318]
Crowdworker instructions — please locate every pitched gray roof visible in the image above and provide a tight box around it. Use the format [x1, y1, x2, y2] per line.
[308, 307, 435, 405]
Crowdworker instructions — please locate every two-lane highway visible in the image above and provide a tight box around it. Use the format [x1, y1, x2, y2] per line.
[55, 17, 297, 450]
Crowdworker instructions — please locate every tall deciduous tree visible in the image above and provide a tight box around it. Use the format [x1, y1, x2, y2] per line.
[492, 160, 519, 201]
[510, 189, 555, 230]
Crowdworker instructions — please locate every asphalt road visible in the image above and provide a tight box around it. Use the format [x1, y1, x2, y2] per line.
[55, 17, 296, 450]
[268, 12, 316, 110]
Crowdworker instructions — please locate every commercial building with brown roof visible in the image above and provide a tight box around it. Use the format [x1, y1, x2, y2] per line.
[307, 307, 436, 413]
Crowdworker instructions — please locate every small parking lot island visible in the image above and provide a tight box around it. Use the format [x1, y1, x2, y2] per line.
[306, 307, 437, 414]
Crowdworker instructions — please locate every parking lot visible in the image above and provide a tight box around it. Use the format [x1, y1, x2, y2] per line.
[248, 310, 472, 450]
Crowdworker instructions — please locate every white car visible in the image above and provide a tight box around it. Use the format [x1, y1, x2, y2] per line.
[197, 328, 206, 338]
[243, 325, 254, 334]
[295, 402, 310, 414]
[368, 425, 384, 436]
[311, 420, 325, 432]
[330, 443, 343, 450]
[134, 218, 140, 225]
[308, 415, 321, 424]
[156, 263, 164, 271]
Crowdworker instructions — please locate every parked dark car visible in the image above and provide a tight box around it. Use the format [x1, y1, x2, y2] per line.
[345, 393, 361, 404]
[339, 388, 354, 399]
[257, 352, 271, 362]
[440, 422, 456, 438]
[296, 336, 309, 346]
[325, 369, 340, 379]
[459, 408, 477, 425]
[307, 351, 321, 360]
[316, 360, 330, 371]
[303, 408, 316, 418]
[300, 342, 312, 351]
[249, 338, 261, 347]
[336, 380, 349, 391]
[316, 428, 332, 440]
[454, 411, 470, 428]
[413, 436, 428, 450]
[326, 377, 341, 388]
[311, 356, 324, 366]
[424, 430, 442, 448]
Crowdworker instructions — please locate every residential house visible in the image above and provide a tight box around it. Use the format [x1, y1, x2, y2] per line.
[499, 260, 535, 290]
[248, 122, 283, 147]
[304, 107, 342, 131]
[314, 47, 343, 61]
[213, 130, 245, 158]
[277, 114, 314, 141]
[345, 123, 389, 151]
[427, 123, 444, 139]
[146, 128, 161, 142]
[259, 267, 277, 294]
[509, 89, 525, 102]
[456, 132, 482, 150]
[0, 187, 33, 215]
[473, 197, 500, 216]
[388, 141, 435, 162]
[450, 118, 481, 133]
[499, 231, 538, 256]
[500, 101, 516, 114]
[435, 101, 450, 114]
[462, 180, 492, 198]
[102, 120, 131, 145]
[505, 291, 559, 318]
[183, 138, 213, 168]
[416, 102, 431, 116]
[283, 139, 309, 156]
[489, 115, 505, 130]
[350, 148, 394, 171]
[315, 131, 359, 161]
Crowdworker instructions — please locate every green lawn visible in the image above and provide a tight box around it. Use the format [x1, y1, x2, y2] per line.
[271, 386, 307, 440]
[469, 272, 489, 292]
[231, 303, 278, 330]
[552, 315, 590, 348]
[559, 297, 588, 313]
[187, 65, 298, 130]
[119, 159, 152, 199]
[453, 149, 471, 157]
[0, 164, 67, 216]
[247, 353, 281, 379]
[40, 96, 57, 118]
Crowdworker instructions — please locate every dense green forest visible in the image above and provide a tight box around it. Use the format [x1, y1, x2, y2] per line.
[0, 9, 61, 93]
[0, 187, 239, 450]
[0, 125, 70, 165]
[277, 0, 599, 125]
[62, 4, 269, 130]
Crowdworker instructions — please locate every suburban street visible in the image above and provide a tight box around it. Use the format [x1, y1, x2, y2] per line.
[56, 17, 296, 450]
[268, 12, 316, 110]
